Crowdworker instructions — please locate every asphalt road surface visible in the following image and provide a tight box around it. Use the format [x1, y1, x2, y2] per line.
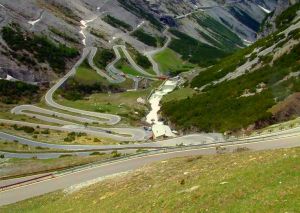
[0, 133, 299, 206]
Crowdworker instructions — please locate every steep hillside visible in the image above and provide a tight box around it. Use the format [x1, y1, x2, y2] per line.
[162, 5, 300, 133]
[0, 0, 285, 83]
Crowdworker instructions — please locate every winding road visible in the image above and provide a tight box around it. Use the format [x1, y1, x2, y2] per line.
[0, 10, 178, 144]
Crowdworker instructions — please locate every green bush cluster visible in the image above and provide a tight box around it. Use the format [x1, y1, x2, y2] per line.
[131, 29, 158, 47]
[1, 24, 79, 73]
[0, 80, 39, 104]
[103, 15, 133, 31]
[13, 125, 35, 134]
[62, 78, 123, 101]
[94, 49, 115, 69]
[136, 53, 152, 69]
[64, 132, 87, 142]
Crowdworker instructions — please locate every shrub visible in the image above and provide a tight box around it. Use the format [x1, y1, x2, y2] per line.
[136, 54, 152, 69]
[0, 80, 39, 104]
[131, 29, 158, 47]
[103, 15, 133, 31]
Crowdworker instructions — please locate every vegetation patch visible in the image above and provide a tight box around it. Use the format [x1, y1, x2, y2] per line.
[102, 15, 133, 31]
[154, 48, 194, 74]
[0, 154, 114, 179]
[115, 58, 141, 76]
[57, 60, 124, 101]
[0, 80, 40, 104]
[93, 49, 115, 69]
[169, 29, 228, 67]
[131, 29, 160, 47]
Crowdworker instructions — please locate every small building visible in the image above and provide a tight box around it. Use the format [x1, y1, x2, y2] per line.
[152, 124, 175, 139]
[137, 97, 146, 105]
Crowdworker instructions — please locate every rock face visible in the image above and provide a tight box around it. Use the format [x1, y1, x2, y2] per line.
[0, 0, 290, 83]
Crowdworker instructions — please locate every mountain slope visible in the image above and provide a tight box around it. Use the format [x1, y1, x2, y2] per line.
[0, 0, 286, 82]
[162, 4, 300, 133]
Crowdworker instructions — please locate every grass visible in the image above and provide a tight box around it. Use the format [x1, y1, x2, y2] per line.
[115, 47, 149, 77]
[93, 49, 115, 70]
[115, 59, 142, 76]
[153, 48, 194, 74]
[56, 81, 160, 126]
[3, 147, 300, 212]
[162, 87, 197, 103]
[131, 29, 159, 47]
[0, 140, 60, 153]
[102, 15, 133, 31]
[0, 124, 119, 145]
[125, 44, 156, 75]
[153, 48, 182, 71]
[74, 60, 109, 86]
[0, 154, 113, 179]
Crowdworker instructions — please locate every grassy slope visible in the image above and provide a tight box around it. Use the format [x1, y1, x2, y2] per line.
[0, 140, 60, 153]
[153, 48, 194, 74]
[1, 154, 113, 179]
[3, 147, 300, 212]
[74, 60, 109, 86]
[162, 87, 196, 103]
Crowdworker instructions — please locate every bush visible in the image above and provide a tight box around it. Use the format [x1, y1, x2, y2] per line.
[59, 154, 73, 158]
[0, 80, 39, 104]
[41, 129, 50, 134]
[94, 49, 115, 69]
[131, 29, 158, 47]
[136, 54, 152, 69]
[111, 150, 122, 158]
[90, 152, 105, 156]
[103, 15, 132, 31]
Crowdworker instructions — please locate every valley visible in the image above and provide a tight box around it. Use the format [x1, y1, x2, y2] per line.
[0, 0, 299, 211]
